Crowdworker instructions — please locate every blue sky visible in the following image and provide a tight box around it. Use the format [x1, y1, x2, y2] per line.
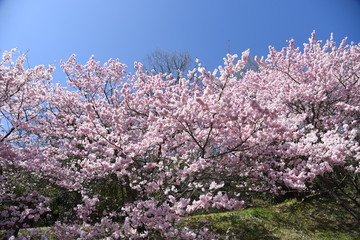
[0, 0, 359, 84]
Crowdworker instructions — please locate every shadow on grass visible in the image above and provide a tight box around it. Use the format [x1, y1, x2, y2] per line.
[271, 198, 359, 236]
[187, 209, 280, 240]
[185, 197, 359, 240]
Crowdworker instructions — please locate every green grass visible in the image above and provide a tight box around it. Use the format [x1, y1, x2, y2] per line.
[185, 198, 360, 240]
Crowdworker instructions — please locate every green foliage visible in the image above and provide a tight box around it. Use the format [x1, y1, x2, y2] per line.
[47, 187, 82, 223]
[85, 174, 127, 223]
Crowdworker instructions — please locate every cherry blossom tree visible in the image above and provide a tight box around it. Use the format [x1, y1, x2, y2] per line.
[0, 32, 359, 239]
[0, 49, 53, 238]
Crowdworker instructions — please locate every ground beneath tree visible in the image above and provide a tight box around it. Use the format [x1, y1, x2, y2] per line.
[185, 197, 359, 240]
[5, 197, 359, 239]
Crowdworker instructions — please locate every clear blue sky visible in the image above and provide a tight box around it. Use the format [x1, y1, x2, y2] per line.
[1, 0, 359, 84]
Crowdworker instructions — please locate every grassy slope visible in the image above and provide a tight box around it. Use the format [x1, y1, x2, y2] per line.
[186, 198, 359, 240]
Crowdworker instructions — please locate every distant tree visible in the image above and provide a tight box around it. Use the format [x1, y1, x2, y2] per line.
[145, 49, 193, 83]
